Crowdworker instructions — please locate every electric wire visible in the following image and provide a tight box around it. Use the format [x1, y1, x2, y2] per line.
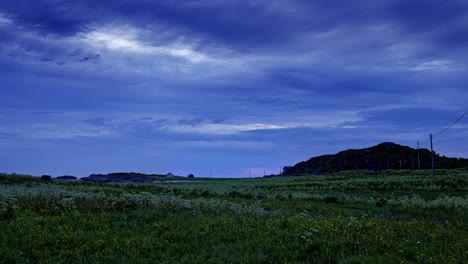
[418, 108, 467, 145]
[420, 138, 430, 146]
[433, 109, 468, 137]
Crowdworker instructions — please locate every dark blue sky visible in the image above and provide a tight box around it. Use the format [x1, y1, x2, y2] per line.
[1, 0, 467, 177]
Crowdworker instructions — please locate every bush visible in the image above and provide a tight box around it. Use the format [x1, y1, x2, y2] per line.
[323, 196, 340, 204]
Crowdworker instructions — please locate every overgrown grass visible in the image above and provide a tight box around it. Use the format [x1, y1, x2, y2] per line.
[1, 170, 467, 263]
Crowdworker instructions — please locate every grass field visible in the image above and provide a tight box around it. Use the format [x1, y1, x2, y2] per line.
[1, 169, 467, 263]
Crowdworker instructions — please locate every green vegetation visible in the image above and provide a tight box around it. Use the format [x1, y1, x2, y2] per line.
[285, 142, 468, 175]
[1, 169, 467, 263]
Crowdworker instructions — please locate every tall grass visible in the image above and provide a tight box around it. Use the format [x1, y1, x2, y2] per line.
[0, 170, 467, 263]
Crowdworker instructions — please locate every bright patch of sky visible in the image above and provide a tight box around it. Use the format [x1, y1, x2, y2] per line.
[81, 25, 208, 62]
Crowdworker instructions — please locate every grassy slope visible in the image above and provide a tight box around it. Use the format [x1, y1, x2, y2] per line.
[1, 169, 467, 263]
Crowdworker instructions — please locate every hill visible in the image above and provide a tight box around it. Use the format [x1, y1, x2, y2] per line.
[282, 142, 468, 175]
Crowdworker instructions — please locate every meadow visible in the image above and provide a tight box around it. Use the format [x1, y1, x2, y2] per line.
[1, 169, 467, 263]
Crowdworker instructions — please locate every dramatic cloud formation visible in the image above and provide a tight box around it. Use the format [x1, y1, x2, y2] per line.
[1, 0, 467, 177]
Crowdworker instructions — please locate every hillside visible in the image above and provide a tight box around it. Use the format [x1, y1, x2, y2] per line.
[283, 142, 468, 175]
[80, 172, 191, 183]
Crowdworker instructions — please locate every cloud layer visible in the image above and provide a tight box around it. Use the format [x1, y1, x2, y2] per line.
[1, 0, 467, 177]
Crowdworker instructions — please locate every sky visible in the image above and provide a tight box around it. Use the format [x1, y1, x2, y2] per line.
[1, 0, 467, 178]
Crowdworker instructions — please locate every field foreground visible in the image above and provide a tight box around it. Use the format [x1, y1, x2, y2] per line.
[1, 170, 467, 263]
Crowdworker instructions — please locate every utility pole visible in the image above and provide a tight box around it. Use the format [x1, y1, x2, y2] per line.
[399, 159, 402, 170]
[417, 141, 421, 170]
[430, 134, 435, 181]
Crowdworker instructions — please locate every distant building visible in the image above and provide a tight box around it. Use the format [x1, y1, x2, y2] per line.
[166, 173, 175, 178]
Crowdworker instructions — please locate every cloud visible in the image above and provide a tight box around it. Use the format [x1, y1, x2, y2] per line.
[177, 118, 205, 127]
[0, 12, 12, 24]
[0, 1, 92, 36]
[78, 54, 100, 62]
[410, 60, 465, 72]
[83, 117, 112, 127]
[170, 123, 285, 135]
[384, 0, 468, 45]
[80, 25, 209, 62]
[3, 0, 467, 80]
[1, 0, 467, 176]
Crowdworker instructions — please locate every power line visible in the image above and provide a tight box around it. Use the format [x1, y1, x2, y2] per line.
[420, 137, 430, 146]
[433, 109, 468, 137]
[419, 109, 468, 145]
[415, 108, 467, 178]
